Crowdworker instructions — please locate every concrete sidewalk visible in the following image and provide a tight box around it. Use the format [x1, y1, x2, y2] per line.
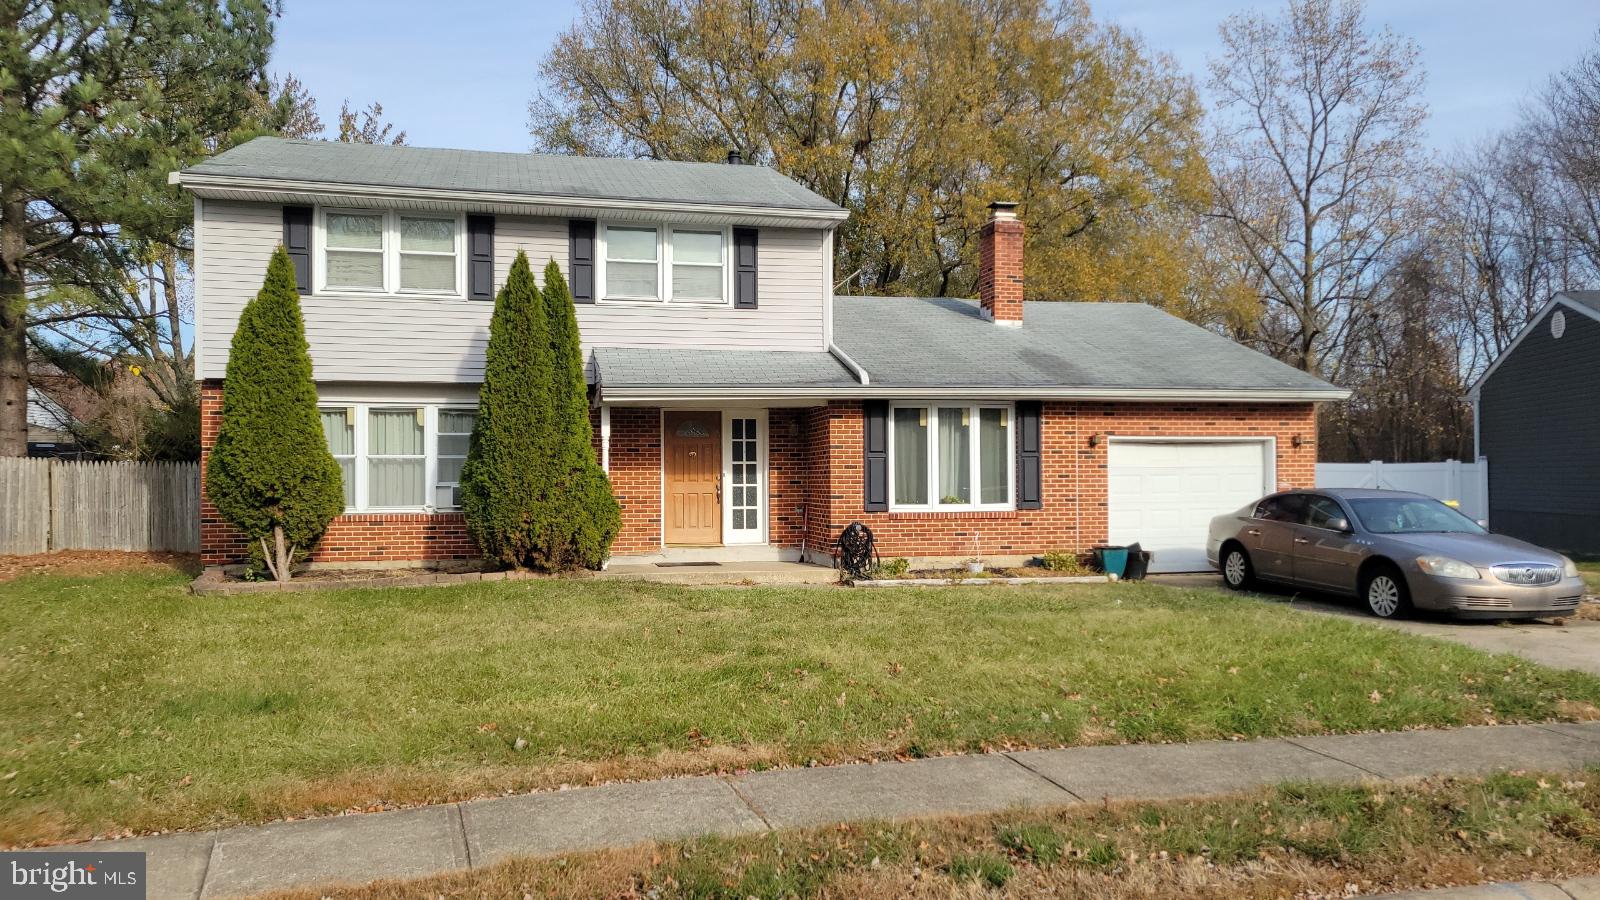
[37, 721, 1600, 899]
[1391, 877, 1600, 898]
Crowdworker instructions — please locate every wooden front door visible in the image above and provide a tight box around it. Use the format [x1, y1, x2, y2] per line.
[664, 412, 722, 545]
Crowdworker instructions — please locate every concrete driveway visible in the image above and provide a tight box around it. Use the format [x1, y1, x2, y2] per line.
[1154, 573, 1600, 676]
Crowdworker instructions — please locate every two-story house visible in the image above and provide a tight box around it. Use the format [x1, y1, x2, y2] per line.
[175, 137, 1345, 573]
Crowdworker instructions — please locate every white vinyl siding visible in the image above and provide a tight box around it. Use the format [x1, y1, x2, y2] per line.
[196, 202, 829, 381]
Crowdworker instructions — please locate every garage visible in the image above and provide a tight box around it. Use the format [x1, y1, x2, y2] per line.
[1107, 439, 1272, 573]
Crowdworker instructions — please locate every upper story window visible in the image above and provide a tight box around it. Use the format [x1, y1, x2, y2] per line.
[597, 222, 728, 305]
[316, 208, 464, 297]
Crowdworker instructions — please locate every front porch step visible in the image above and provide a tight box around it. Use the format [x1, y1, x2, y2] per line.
[609, 545, 802, 566]
[593, 560, 838, 586]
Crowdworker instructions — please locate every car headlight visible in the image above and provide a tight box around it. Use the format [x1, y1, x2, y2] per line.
[1562, 557, 1580, 578]
[1415, 555, 1480, 580]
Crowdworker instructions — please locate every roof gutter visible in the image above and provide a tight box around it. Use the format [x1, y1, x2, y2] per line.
[596, 385, 1352, 403]
[170, 171, 852, 224]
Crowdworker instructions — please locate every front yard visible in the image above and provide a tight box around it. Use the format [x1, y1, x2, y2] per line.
[4, 564, 1600, 845]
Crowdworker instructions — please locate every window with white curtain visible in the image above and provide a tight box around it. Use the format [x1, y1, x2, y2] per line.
[319, 403, 477, 513]
[320, 408, 356, 508]
[671, 229, 724, 302]
[434, 409, 476, 509]
[597, 222, 729, 305]
[602, 225, 661, 301]
[398, 217, 457, 293]
[368, 408, 425, 508]
[317, 208, 462, 297]
[324, 212, 385, 290]
[888, 403, 1013, 510]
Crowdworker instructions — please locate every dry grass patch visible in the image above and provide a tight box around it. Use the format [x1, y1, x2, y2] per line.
[261, 771, 1600, 899]
[0, 551, 195, 583]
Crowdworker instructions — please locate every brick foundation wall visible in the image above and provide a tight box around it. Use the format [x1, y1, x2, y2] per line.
[801, 399, 1318, 562]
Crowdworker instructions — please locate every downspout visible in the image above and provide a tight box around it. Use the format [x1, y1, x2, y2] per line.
[828, 343, 870, 385]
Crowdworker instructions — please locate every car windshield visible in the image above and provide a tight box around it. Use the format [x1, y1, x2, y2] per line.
[1346, 497, 1486, 535]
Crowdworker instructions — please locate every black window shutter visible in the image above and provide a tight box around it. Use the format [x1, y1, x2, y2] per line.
[1016, 401, 1042, 509]
[864, 400, 889, 512]
[733, 227, 758, 309]
[467, 215, 495, 300]
[282, 205, 312, 294]
[569, 219, 596, 303]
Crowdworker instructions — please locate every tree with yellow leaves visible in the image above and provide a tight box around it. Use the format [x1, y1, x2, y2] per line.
[532, 0, 1235, 318]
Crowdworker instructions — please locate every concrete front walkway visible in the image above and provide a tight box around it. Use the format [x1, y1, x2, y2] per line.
[593, 560, 840, 585]
[36, 721, 1600, 899]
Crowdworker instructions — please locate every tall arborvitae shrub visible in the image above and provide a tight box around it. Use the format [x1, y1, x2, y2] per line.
[459, 252, 555, 567]
[541, 260, 620, 569]
[206, 246, 345, 580]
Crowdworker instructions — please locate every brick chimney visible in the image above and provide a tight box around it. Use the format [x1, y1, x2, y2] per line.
[979, 201, 1023, 326]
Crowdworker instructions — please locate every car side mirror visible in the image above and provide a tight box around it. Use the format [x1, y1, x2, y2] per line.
[1330, 517, 1351, 534]
[1475, 519, 1489, 529]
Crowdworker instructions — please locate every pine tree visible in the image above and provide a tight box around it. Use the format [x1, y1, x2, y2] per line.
[206, 247, 345, 580]
[540, 260, 621, 569]
[459, 252, 556, 567]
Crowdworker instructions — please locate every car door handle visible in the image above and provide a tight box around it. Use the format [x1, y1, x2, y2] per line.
[1293, 537, 1309, 544]
[1246, 529, 1261, 536]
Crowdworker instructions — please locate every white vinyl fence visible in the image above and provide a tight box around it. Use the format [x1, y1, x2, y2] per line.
[1315, 458, 1489, 521]
[0, 458, 199, 555]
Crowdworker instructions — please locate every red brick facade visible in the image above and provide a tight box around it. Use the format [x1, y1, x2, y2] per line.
[798, 399, 1317, 562]
[200, 382, 1317, 568]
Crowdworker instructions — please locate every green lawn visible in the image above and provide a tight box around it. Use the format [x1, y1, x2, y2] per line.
[4, 567, 1600, 845]
[1578, 560, 1600, 594]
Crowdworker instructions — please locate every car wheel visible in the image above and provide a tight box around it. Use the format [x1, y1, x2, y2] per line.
[1362, 565, 1412, 619]
[1221, 545, 1254, 590]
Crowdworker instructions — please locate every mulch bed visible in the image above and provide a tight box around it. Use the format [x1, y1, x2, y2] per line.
[0, 550, 199, 583]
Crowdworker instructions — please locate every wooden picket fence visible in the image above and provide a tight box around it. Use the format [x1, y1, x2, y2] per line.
[0, 458, 199, 554]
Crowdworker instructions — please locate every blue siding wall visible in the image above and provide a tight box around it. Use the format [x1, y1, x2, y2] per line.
[1479, 303, 1600, 554]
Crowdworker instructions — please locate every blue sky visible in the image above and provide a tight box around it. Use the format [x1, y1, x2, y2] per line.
[269, 0, 1600, 155]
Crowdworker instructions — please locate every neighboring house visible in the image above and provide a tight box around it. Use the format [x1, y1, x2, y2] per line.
[1469, 291, 1600, 555]
[174, 137, 1346, 573]
[26, 387, 81, 458]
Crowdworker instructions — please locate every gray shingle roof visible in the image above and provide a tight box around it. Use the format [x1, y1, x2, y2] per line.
[183, 137, 845, 214]
[832, 296, 1343, 395]
[594, 349, 858, 389]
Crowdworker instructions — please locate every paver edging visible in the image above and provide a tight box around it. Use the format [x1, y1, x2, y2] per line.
[852, 574, 1113, 587]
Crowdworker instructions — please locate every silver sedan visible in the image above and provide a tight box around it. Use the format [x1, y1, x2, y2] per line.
[1206, 488, 1586, 620]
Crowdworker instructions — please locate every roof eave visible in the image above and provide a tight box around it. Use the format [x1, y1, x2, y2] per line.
[171, 171, 851, 226]
[597, 384, 1351, 403]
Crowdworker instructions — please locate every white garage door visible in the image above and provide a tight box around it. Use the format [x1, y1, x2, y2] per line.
[1107, 441, 1268, 574]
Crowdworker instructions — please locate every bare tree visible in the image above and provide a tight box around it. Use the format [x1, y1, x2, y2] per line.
[337, 100, 406, 146]
[1207, 0, 1427, 375]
